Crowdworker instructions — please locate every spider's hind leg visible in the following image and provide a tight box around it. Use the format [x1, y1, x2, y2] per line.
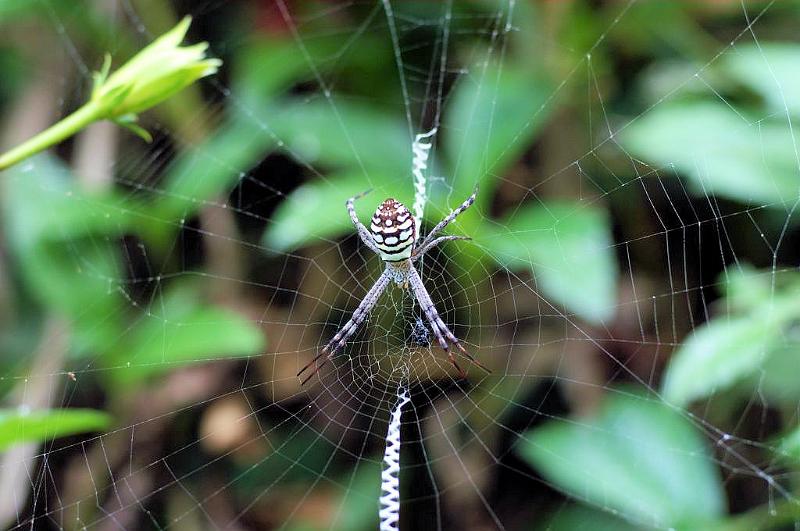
[430, 313, 489, 376]
[408, 264, 489, 378]
[444, 345, 467, 379]
[451, 339, 491, 374]
[425, 319, 467, 378]
[298, 270, 391, 385]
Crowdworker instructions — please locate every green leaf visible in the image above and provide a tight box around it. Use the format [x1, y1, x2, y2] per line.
[25, 242, 125, 353]
[153, 114, 276, 222]
[663, 267, 800, 407]
[3, 155, 128, 351]
[0, 408, 110, 451]
[235, 39, 316, 102]
[722, 43, 800, 118]
[719, 265, 773, 312]
[4, 154, 132, 244]
[234, 35, 356, 105]
[777, 424, 800, 462]
[740, 343, 800, 405]
[262, 171, 408, 253]
[445, 61, 553, 201]
[107, 282, 265, 384]
[662, 316, 781, 407]
[0, 0, 45, 17]
[331, 461, 381, 531]
[114, 114, 152, 142]
[482, 201, 617, 324]
[270, 98, 410, 176]
[155, 95, 412, 231]
[620, 102, 800, 206]
[537, 505, 639, 531]
[519, 392, 725, 528]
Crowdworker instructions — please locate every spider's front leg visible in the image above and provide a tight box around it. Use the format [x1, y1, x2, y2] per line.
[406, 264, 490, 378]
[412, 235, 471, 261]
[416, 187, 477, 251]
[298, 270, 390, 384]
[347, 190, 381, 255]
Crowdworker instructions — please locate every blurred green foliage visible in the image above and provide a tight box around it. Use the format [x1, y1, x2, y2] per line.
[4, 155, 131, 351]
[3, 1, 800, 530]
[521, 392, 725, 529]
[622, 43, 800, 206]
[0, 408, 109, 451]
[663, 267, 800, 406]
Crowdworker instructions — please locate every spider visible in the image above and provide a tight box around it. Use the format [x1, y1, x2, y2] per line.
[298, 188, 490, 384]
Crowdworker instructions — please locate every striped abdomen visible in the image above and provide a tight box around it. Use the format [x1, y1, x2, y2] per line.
[370, 199, 416, 262]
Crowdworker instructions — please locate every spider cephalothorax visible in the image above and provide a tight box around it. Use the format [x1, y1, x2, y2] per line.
[297, 188, 489, 384]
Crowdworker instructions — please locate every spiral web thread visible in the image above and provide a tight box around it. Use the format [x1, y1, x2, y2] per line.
[378, 386, 411, 531]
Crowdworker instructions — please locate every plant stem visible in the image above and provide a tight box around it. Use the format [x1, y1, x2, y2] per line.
[0, 102, 103, 171]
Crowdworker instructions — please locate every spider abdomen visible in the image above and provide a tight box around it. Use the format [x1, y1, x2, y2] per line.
[370, 198, 416, 262]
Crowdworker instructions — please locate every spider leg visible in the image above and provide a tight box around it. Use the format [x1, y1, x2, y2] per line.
[408, 265, 490, 377]
[412, 235, 471, 261]
[298, 270, 390, 384]
[347, 189, 380, 255]
[417, 186, 477, 250]
[419, 298, 466, 378]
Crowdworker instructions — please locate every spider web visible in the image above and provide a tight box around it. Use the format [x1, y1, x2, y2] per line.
[3, 0, 800, 529]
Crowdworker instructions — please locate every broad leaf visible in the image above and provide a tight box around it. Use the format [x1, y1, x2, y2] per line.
[778, 424, 800, 462]
[154, 113, 276, 223]
[662, 272, 800, 407]
[445, 61, 553, 201]
[0, 408, 110, 450]
[269, 98, 410, 176]
[538, 505, 639, 531]
[620, 102, 800, 206]
[483, 201, 617, 324]
[25, 242, 125, 353]
[262, 171, 408, 253]
[3, 155, 128, 351]
[662, 316, 781, 407]
[107, 283, 265, 384]
[719, 265, 773, 311]
[329, 461, 381, 531]
[235, 37, 336, 106]
[519, 392, 725, 529]
[740, 344, 800, 405]
[234, 35, 390, 107]
[722, 43, 800, 118]
[4, 154, 132, 243]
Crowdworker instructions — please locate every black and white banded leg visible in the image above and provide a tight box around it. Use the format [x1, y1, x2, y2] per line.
[412, 235, 471, 261]
[407, 265, 489, 377]
[347, 190, 381, 255]
[416, 187, 477, 251]
[298, 270, 390, 384]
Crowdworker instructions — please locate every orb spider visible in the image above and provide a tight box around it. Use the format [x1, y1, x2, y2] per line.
[298, 188, 490, 384]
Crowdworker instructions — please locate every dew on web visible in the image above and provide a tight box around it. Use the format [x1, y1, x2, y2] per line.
[3, 1, 800, 530]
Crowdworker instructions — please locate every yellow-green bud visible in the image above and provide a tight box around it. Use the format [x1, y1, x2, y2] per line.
[91, 16, 221, 135]
[0, 16, 221, 170]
